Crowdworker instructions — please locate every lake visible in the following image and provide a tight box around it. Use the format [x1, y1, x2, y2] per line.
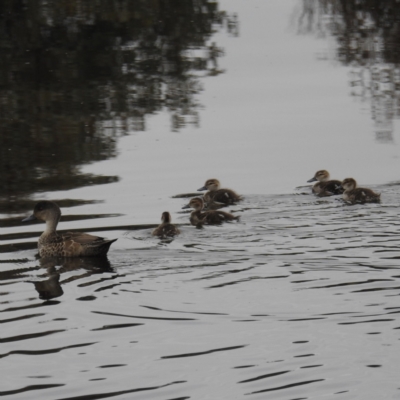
[1, 1, 400, 399]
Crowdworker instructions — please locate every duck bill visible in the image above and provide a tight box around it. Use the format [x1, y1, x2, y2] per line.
[22, 214, 36, 222]
[197, 186, 207, 191]
[307, 177, 317, 183]
[182, 204, 191, 209]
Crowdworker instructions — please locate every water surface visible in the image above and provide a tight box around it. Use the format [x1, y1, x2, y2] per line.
[2, 187, 400, 399]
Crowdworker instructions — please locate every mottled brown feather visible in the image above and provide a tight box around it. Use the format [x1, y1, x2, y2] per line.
[342, 178, 381, 204]
[198, 178, 242, 205]
[183, 197, 239, 226]
[152, 211, 180, 238]
[312, 180, 343, 196]
[204, 189, 242, 205]
[23, 201, 117, 257]
[308, 170, 343, 196]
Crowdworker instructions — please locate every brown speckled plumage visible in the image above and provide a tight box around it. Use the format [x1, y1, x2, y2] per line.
[22, 201, 117, 257]
[307, 170, 343, 196]
[182, 197, 239, 227]
[198, 179, 242, 206]
[341, 178, 381, 204]
[152, 211, 180, 238]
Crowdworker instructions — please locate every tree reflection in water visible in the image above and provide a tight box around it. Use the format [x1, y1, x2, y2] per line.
[0, 1, 237, 204]
[297, 0, 400, 142]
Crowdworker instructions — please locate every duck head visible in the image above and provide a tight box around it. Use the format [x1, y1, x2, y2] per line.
[307, 170, 330, 183]
[182, 197, 204, 211]
[198, 178, 220, 192]
[341, 178, 357, 191]
[22, 201, 61, 223]
[161, 211, 171, 223]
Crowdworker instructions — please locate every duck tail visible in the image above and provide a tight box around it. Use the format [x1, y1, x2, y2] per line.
[97, 238, 118, 254]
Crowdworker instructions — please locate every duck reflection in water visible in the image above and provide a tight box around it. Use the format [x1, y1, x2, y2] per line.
[152, 211, 180, 238]
[33, 272, 63, 301]
[341, 178, 381, 204]
[22, 201, 117, 257]
[182, 197, 239, 227]
[32, 256, 114, 300]
[307, 170, 344, 196]
[197, 178, 242, 208]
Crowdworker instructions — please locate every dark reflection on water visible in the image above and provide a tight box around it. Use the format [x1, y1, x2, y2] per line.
[297, 0, 400, 142]
[1, 185, 400, 398]
[0, 255, 114, 300]
[33, 273, 63, 300]
[160, 344, 247, 359]
[0, 1, 237, 201]
[0, 199, 102, 217]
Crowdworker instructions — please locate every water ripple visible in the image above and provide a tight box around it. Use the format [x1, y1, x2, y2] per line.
[1, 188, 400, 399]
[245, 378, 325, 395]
[161, 345, 247, 359]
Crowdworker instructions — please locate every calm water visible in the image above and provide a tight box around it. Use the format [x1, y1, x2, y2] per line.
[1, 1, 400, 399]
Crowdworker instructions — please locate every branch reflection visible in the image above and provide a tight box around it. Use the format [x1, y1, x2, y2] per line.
[297, 0, 400, 142]
[0, 1, 237, 200]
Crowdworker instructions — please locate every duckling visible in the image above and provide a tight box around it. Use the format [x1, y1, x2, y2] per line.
[182, 197, 239, 226]
[203, 199, 227, 210]
[341, 178, 381, 204]
[22, 201, 117, 257]
[152, 211, 180, 238]
[307, 170, 343, 196]
[197, 178, 242, 206]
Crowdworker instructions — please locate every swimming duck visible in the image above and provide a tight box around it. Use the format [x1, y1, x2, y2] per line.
[197, 178, 242, 206]
[341, 178, 381, 204]
[152, 211, 180, 238]
[307, 170, 343, 196]
[22, 201, 117, 257]
[182, 197, 239, 226]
